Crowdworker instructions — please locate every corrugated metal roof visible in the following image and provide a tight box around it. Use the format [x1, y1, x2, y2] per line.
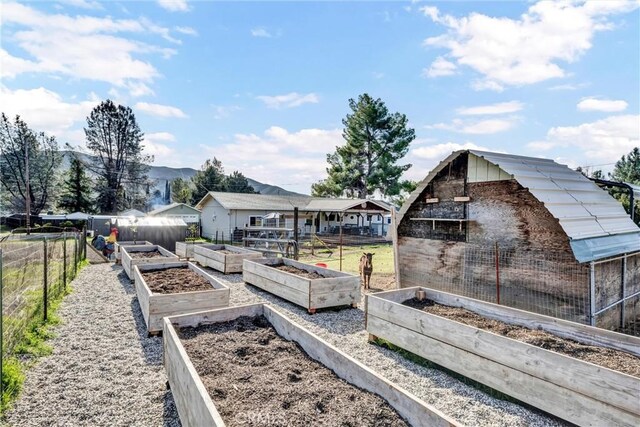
[469, 150, 639, 243]
[148, 203, 201, 216]
[196, 192, 391, 213]
[115, 217, 187, 227]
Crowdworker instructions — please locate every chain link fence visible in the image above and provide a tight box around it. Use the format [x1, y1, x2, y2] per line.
[1, 229, 86, 404]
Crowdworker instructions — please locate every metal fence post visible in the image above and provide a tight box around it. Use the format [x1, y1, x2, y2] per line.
[63, 234, 67, 290]
[43, 239, 48, 322]
[74, 234, 78, 278]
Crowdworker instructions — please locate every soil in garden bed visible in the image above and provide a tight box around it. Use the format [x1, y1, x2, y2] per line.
[403, 298, 640, 377]
[142, 267, 213, 294]
[129, 250, 164, 259]
[179, 316, 409, 426]
[276, 265, 325, 279]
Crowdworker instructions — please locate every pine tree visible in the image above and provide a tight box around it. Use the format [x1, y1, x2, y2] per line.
[312, 94, 414, 198]
[190, 158, 226, 205]
[171, 178, 193, 204]
[164, 180, 171, 203]
[59, 157, 94, 213]
[83, 99, 152, 213]
[225, 171, 256, 193]
[609, 148, 640, 224]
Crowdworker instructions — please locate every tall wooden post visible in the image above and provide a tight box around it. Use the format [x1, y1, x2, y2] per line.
[339, 214, 343, 272]
[495, 241, 500, 305]
[293, 207, 299, 261]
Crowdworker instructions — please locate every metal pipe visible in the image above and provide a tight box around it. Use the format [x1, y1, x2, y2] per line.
[589, 177, 635, 221]
[495, 241, 500, 305]
[593, 289, 640, 317]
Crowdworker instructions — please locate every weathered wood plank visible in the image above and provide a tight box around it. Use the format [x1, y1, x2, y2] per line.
[367, 314, 638, 427]
[193, 244, 262, 273]
[368, 294, 639, 415]
[163, 304, 459, 427]
[421, 287, 640, 356]
[121, 245, 180, 279]
[163, 318, 225, 427]
[243, 268, 309, 308]
[134, 261, 230, 333]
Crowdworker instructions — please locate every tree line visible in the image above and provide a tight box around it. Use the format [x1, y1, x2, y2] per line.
[0, 100, 255, 216]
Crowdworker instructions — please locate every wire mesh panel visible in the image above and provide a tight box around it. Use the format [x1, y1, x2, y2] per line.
[1, 232, 82, 359]
[399, 241, 591, 325]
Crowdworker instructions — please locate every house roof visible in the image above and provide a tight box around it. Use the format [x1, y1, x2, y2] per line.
[398, 150, 640, 263]
[196, 192, 391, 213]
[115, 217, 187, 227]
[118, 209, 146, 217]
[148, 203, 201, 216]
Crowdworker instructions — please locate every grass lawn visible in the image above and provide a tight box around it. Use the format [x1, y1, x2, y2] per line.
[298, 243, 395, 290]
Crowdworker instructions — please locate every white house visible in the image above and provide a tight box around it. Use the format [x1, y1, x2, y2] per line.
[147, 203, 201, 224]
[195, 192, 392, 240]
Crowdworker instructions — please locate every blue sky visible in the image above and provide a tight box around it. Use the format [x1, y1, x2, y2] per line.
[1, 0, 639, 194]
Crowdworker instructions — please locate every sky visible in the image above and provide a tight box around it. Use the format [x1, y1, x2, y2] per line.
[1, 0, 639, 195]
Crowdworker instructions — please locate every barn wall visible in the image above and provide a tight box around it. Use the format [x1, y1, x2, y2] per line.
[594, 252, 640, 331]
[397, 154, 590, 323]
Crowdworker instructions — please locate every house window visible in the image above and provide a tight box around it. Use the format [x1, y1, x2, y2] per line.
[387, 218, 392, 224]
[327, 213, 336, 221]
[249, 216, 262, 227]
[367, 215, 372, 221]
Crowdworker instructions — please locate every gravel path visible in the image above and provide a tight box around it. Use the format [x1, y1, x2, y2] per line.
[5, 262, 567, 427]
[3, 263, 180, 427]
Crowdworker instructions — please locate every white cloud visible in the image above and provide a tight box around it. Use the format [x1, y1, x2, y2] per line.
[145, 132, 176, 143]
[421, 1, 639, 89]
[157, 0, 189, 12]
[256, 92, 319, 109]
[527, 114, 640, 162]
[143, 132, 177, 164]
[422, 56, 456, 78]
[457, 101, 524, 116]
[251, 28, 273, 38]
[427, 118, 517, 134]
[548, 82, 590, 91]
[205, 127, 343, 191]
[135, 102, 188, 118]
[212, 105, 241, 120]
[0, 85, 97, 143]
[372, 71, 385, 79]
[57, 0, 103, 10]
[175, 26, 197, 36]
[2, 2, 179, 96]
[577, 97, 628, 112]
[411, 142, 491, 160]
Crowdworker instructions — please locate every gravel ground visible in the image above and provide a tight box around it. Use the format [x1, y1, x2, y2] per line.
[3, 263, 180, 427]
[5, 262, 567, 427]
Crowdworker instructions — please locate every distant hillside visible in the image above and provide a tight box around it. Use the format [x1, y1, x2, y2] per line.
[60, 151, 302, 200]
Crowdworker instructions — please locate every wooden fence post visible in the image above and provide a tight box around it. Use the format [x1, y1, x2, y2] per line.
[63, 234, 67, 290]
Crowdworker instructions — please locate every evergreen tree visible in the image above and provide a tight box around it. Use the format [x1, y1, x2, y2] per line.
[0, 114, 61, 215]
[609, 148, 640, 224]
[59, 157, 94, 213]
[83, 100, 152, 213]
[226, 171, 256, 193]
[312, 94, 414, 198]
[164, 180, 171, 203]
[190, 158, 226, 204]
[171, 177, 193, 204]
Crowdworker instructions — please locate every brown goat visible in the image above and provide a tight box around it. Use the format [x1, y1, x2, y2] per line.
[359, 252, 374, 290]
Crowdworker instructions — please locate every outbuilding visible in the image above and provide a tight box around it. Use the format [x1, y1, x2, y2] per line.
[148, 203, 201, 225]
[394, 150, 640, 331]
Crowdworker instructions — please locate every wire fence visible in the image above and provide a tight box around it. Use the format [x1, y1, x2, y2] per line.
[1, 229, 86, 400]
[398, 241, 640, 336]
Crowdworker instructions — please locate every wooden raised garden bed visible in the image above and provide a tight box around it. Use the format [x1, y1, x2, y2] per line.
[193, 244, 262, 274]
[114, 240, 152, 262]
[175, 241, 207, 259]
[163, 303, 458, 427]
[366, 286, 640, 427]
[242, 258, 360, 313]
[133, 262, 229, 334]
[121, 244, 179, 280]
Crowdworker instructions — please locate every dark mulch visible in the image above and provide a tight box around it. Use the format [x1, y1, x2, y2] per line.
[404, 298, 640, 377]
[142, 267, 213, 294]
[276, 265, 325, 280]
[179, 316, 408, 426]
